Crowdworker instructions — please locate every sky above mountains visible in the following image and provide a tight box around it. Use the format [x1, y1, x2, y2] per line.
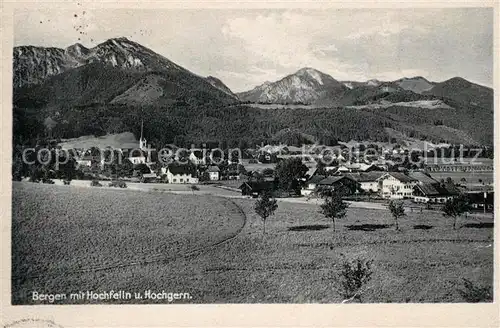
[14, 8, 493, 92]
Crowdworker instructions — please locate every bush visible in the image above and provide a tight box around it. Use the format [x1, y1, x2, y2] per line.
[90, 180, 102, 187]
[109, 180, 127, 188]
[458, 278, 492, 302]
[337, 256, 373, 303]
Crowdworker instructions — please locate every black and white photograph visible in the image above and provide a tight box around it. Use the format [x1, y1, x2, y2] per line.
[7, 4, 495, 308]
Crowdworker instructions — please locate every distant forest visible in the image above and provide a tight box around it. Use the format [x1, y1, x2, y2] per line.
[13, 97, 493, 149]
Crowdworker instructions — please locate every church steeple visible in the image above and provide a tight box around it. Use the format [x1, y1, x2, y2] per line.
[139, 119, 147, 150]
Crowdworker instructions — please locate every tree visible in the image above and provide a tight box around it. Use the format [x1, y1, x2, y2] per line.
[59, 157, 77, 181]
[274, 158, 308, 192]
[442, 195, 470, 230]
[338, 256, 374, 303]
[458, 278, 493, 302]
[199, 171, 210, 182]
[189, 185, 200, 194]
[12, 155, 24, 181]
[316, 161, 327, 176]
[262, 168, 275, 177]
[254, 191, 278, 235]
[116, 159, 134, 178]
[320, 192, 349, 232]
[135, 163, 152, 174]
[388, 200, 405, 231]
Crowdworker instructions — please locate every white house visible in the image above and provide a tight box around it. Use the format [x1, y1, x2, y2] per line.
[162, 166, 199, 184]
[343, 172, 385, 193]
[127, 148, 147, 165]
[128, 156, 146, 165]
[377, 172, 418, 199]
[207, 165, 220, 181]
[301, 175, 326, 196]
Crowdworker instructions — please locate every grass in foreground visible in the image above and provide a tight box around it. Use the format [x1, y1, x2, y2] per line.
[12, 182, 493, 304]
[12, 182, 245, 304]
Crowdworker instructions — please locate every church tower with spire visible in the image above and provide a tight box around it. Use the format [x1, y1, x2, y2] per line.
[139, 119, 147, 151]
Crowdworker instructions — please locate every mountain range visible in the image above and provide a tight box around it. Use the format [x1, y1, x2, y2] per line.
[13, 37, 494, 147]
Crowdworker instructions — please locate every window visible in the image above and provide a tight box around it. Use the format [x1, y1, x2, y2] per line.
[173, 179, 176, 182]
[180, 179, 183, 183]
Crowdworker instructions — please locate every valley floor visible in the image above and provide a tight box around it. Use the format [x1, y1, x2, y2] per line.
[11, 182, 494, 304]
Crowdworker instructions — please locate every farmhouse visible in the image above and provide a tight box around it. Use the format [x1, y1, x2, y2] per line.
[337, 163, 383, 173]
[413, 182, 460, 203]
[343, 172, 386, 193]
[316, 176, 360, 195]
[140, 172, 158, 183]
[466, 190, 494, 211]
[301, 175, 326, 196]
[239, 180, 276, 197]
[378, 172, 418, 199]
[207, 165, 220, 181]
[408, 171, 439, 185]
[164, 165, 199, 184]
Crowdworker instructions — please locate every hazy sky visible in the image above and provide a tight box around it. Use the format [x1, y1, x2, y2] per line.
[14, 8, 493, 92]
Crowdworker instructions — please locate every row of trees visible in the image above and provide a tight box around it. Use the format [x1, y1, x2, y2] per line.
[254, 178, 472, 237]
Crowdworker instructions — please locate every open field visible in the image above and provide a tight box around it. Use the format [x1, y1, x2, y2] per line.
[58, 132, 139, 150]
[428, 171, 493, 186]
[12, 182, 493, 303]
[12, 182, 245, 304]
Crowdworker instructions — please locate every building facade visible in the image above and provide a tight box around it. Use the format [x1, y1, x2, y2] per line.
[378, 173, 418, 199]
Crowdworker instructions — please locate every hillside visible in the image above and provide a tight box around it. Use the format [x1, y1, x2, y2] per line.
[424, 77, 493, 109]
[206, 76, 238, 99]
[394, 77, 435, 94]
[13, 37, 236, 104]
[12, 38, 494, 147]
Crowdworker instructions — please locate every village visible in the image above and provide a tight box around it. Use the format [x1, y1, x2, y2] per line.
[21, 125, 493, 213]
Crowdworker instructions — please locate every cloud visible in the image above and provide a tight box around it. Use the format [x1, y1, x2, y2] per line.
[14, 8, 493, 91]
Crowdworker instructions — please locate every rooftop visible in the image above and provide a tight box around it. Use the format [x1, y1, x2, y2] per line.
[207, 165, 220, 172]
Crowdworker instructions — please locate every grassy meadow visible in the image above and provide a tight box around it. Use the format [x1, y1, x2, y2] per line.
[11, 182, 493, 304]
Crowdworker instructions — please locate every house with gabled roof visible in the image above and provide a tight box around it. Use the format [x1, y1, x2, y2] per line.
[301, 174, 326, 196]
[377, 172, 418, 199]
[413, 182, 460, 203]
[163, 165, 199, 184]
[207, 165, 220, 181]
[239, 180, 276, 197]
[337, 162, 384, 173]
[408, 171, 438, 185]
[316, 175, 361, 195]
[343, 172, 386, 193]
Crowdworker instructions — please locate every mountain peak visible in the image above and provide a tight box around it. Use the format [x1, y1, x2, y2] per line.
[13, 37, 191, 88]
[111, 36, 130, 42]
[237, 67, 346, 104]
[65, 42, 89, 57]
[293, 67, 333, 86]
